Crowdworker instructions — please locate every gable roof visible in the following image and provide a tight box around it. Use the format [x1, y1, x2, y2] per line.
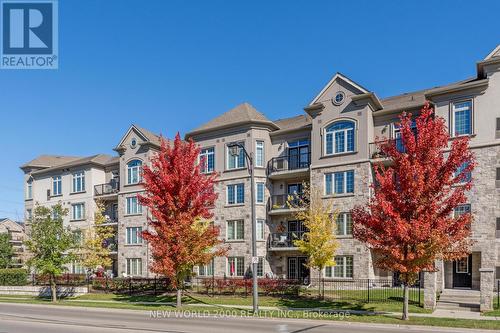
[20, 155, 81, 171]
[31, 154, 117, 175]
[484, 44, 500, 61]
[309, 72, 370, 105]
[185, 103, 278, 138]
[114, 124, 162, 151]
[0, 218, 23, 232]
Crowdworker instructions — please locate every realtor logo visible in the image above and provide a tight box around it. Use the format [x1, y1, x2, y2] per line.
[1, 0, 58, 69]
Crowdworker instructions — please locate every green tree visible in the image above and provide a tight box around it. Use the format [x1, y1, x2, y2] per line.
[79, 201, 114, 273]
[288, 183, 339, 297]
[0, 233, 14, 268]
[25, 205, 78, 302]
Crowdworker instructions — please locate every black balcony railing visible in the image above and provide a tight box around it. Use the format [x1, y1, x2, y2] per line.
[267, 152, 311, 174]
[270, 194, 306, 210]
[94, 180, 120, 196]
[268, 231, 305, 249]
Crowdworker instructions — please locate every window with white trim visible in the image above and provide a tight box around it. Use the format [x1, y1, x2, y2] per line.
[452, 100, 472, 136]
[256, 219, 265, 240]
[257, 257, 264, 277]
[227, 256, 244, 276]
[255, 141, 264, 167]
[26, 180, 32, 199]
[126, 196, 143, 215]
[126, 227, 143, 244]
[52, 176, 62, 196]
[256, 182, 265, 203]
[325, 256, 353, 278]
[72, 171, 85, 193]
[227, 183, 244, 204]
[227, 220, 244, 240]
[200, 147, 215, 173]
[71, 203, 85, 220]
[198, 259, 214, 276]
[126, 258, 142, 276]
[325, 170, 354, 195]
[127, 160, 142, 184]
[454, 162, 471, 183]
[454, 204, 471, 218]
[325, 120, 355, 155]
[336, 213, 353, 236]
[227, 142, 245, 170]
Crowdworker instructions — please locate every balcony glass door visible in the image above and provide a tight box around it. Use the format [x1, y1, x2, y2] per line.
[288, 140, 309, 170]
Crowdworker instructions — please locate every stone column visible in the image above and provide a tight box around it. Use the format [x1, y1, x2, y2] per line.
[479, 268, 494, 312]
[423, 271, 437, 310]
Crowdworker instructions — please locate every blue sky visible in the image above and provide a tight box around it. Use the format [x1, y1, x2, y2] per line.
[1, 0, 499, 220]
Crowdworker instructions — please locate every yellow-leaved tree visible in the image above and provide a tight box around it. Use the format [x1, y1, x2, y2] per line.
[287, 182, 339, 298]
[80, 201, 114, 274]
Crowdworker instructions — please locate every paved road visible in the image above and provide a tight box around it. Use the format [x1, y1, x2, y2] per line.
[0, 303, 488, 333]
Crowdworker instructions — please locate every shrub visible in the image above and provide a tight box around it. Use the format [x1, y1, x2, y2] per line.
[0, 268, 28, 286]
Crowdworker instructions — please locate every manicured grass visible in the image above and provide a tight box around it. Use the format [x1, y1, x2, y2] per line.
[74, 292, 429, 313]
[0, 295, 500, 330]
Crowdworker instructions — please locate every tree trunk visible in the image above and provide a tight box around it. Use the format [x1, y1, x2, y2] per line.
[402, 282, 409, 320]
[50, 274, 57, 303]
[176, 288, 182, 308]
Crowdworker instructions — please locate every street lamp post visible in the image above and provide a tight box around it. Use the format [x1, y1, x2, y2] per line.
[228, 142, 258, 314]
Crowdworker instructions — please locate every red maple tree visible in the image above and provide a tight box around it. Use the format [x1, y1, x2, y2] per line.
[351, 103, 475, 320]
[139, 133, 227, 307]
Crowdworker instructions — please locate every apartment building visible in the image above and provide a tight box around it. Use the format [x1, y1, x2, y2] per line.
[21, 45, 500, 309]
[0, 218, 26, 267]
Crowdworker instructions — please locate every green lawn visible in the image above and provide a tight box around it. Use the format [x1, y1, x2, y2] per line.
[0, 294, 500, 330]
[483, 296, 500, 317]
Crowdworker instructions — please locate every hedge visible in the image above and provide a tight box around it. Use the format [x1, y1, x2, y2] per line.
[0, 268, 28, 286]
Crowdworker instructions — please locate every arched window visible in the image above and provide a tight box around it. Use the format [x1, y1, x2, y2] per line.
[127, 160, 142, 185]
[324, 120, 355, 155]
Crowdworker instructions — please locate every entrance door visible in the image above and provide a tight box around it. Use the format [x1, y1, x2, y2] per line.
[287, 256, 310, 282]
[453, 255, 472, 288]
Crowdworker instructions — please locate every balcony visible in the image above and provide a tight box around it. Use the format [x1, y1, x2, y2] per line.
[269, 194, 307, 215]
[104, 238, 118, 254]
[268, 231, 305, 251]
[94, 180, 120, 197]
[267, 153, 311, 179]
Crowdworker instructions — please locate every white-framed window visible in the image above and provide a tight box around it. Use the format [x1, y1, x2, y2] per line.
[127, 160, 142, 185]
[454, 204, 471, 218]
[26, 209, 32, 221]
[257, 257, 264, 277]
[227, 256, 244, 276]
[393, 120, 417, 152]
[227, 142, 245, 170]
[73, 230, 83, 245]
[126, 196, 143, 215]
[198, 259, 214, 276]
[336, 213, 353, 236]
[227, 220, 244, 240]
[256, 182, 265, 203]
[200, 147, 215, 173]
[26, 179, 33, 199]
[256, 219, 265, 240]
[71, 203, 85, 220]
[72, 171, 85, 193]
[126, 227, 143, 244]
[52, 176, 62, 196]
[72, 261, 85, 274]
[452, 100, 473, 136]
[227, 183, 244, 204]
[126, 258, 142, 276]
[325, 170, 354, 195]
[325, 256, 353, 278]
[255, 141, 264, 167]
[324, 120, 355, 155]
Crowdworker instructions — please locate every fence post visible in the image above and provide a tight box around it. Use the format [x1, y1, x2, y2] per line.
[497, 280, 499, 309]
[418, 280, 421, 306]
[129, 277, 132, 296]
[367, 279, 370, 303]
[154, 276, 157, 296]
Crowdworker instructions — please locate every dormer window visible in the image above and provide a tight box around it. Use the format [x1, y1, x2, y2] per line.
[324, 120, 355, 155]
